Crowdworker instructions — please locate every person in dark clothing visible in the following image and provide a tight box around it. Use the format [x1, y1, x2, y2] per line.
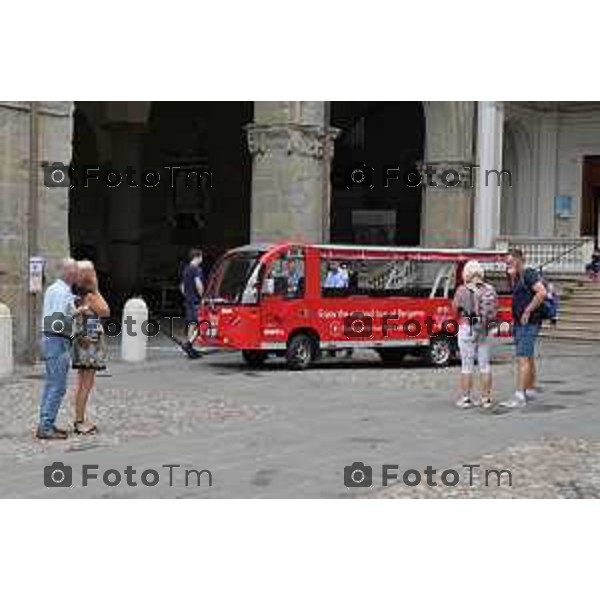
[586, 248, 600, 280]
[500, 248, 547, 409]
[181, 247, 204, 358]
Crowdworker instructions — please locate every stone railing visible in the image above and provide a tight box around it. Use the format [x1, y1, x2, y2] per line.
[496, 236, 596, 273]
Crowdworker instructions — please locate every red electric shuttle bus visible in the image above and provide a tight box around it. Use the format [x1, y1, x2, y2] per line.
[197, 242, 512, 369]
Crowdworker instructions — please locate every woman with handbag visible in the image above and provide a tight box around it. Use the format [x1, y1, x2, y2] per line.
[71, 260, 110, 434]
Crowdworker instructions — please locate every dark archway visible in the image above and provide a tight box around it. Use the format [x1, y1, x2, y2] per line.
[330, 101, 425, 246]
[69, 105, 101, 264]
[68, 101, 253, 314]
[141, 101, 253, 302]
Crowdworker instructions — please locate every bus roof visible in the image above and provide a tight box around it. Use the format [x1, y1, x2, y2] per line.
[226, 242, 509, 261]
[314, 244, 507, 256]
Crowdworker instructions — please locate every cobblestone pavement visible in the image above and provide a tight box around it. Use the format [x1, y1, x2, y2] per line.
[1, 336, 599, 498]
[0, 367, 267, 465]
[372, 438, 600, 498]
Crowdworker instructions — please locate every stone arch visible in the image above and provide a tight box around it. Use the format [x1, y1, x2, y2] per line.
[501, 116, 534, 235]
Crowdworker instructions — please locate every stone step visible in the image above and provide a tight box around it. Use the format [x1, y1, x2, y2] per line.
[558, 311, 600, 326]
[540, 330, 600, 342]
[551, 322, 600, 332]
[562, 288, 600, 293]
[560, 309, 600, 316]
[560, 306, 600, 313]
[567, 294, 600, 301]
[562, 299, 600, 307]
[556, 312, 600, 320]
[545, 275, 589, 283]
[576, 282, 600, 289]
[560, 307, 600, 315]
[556, 277, 597, 285]
[542, 321, 600, 333]
[559, 307, 600, 316]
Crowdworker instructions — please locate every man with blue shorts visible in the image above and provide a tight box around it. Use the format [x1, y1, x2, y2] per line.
[501, 249, 547, 409]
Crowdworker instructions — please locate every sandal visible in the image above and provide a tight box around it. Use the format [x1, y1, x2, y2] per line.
[73, 421, 97, 435]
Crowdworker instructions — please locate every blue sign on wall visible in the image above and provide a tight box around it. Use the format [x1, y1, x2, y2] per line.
[554, 195, 573, 218]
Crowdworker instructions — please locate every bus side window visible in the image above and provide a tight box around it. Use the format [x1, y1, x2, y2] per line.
[354, 259, 411, 296]
[400, 261, 451, 298]
[285, 251, 305, 299]
[321, 259, 350, 297]
[263, 250, 305, 299]
[430, 264, 456, 298]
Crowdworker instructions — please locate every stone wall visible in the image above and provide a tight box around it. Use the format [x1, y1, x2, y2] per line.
[0, 101, 73, 361]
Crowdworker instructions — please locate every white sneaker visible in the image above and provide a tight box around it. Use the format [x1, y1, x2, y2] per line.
[456, 396, 474, 409]
[500, 391, 527, 409]
[480, 396, 494, 409]
[526, 388, 539, 400]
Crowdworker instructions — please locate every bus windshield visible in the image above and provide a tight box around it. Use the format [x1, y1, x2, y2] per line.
[205, 250, 264, 304]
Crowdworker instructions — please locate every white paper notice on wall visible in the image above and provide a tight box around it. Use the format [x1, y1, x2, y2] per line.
[29, 256, 45, 293]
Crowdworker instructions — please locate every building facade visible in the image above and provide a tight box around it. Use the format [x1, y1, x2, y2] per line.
[1, 100, 598, 360]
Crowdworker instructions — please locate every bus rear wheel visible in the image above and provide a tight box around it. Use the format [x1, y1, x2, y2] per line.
[286, 333, 317, 370]
[426, 337, 454, 367]
[242, 350, 268, 367]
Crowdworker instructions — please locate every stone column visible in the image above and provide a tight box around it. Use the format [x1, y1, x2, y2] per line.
[246, 101, 338, 243]
[0, 101, 73, 362]
[104, 123, 145, 294]
[421, 101, 476, 248]
[536, 108, 559, 236]
[474, 101, 505, 248]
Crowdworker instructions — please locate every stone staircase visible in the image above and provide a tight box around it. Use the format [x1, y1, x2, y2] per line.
[541, 277, 600, 342]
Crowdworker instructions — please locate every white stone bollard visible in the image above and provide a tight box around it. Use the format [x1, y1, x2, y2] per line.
[121, 297, 148, 363]
[0, 302, 14, 378]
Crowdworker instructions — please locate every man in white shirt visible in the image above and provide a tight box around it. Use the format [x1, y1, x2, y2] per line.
[323, 261, 352, 359]
[324, 261, 349, 288]
[36, 258, 79, 439]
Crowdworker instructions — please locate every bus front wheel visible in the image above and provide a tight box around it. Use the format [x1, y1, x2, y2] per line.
[286, 333, 317, 370]
[242, 350, 268, 367]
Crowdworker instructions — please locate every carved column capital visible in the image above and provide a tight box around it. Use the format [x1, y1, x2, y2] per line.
[246, 123, 339, 160]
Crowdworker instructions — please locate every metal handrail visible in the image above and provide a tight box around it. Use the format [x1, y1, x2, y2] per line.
[537, 239, 590, 272]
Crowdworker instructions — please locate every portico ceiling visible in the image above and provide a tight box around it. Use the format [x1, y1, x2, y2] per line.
[512, 101, 600, 113]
